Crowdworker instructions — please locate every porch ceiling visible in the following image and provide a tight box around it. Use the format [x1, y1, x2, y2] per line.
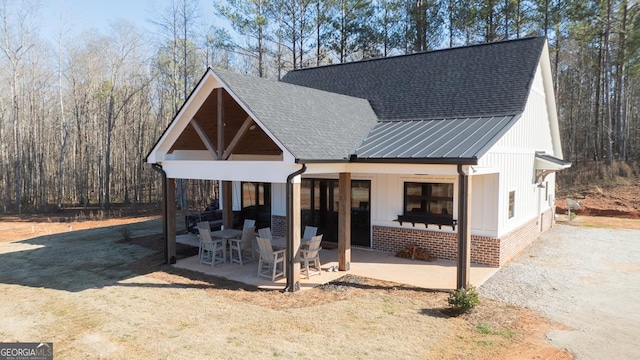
[169, 88, 282, 156]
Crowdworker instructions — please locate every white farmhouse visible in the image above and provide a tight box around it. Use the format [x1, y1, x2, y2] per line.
[146, 36, 570, 291]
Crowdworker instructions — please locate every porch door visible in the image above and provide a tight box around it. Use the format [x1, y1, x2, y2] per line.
[301, 179, 370, 247]
[241, 182, 271, 229]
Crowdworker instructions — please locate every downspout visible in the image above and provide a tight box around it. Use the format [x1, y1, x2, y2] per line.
[456, 164, 470, 290]
[284, 163, 307, 292]
[151, 164, 169, 264]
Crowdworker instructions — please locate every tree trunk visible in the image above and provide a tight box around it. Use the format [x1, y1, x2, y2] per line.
[12, 67, 21, 213]
[603, 0, 613, 166]
[104, 91, 114, 210]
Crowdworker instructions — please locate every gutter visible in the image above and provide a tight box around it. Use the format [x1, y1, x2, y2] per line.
[349, 156, 478, 166]
[456, 164, 470, 289]
[151, 164, 169, 264]
[284, 163, 307, 292]
[294, 155, 479, 166]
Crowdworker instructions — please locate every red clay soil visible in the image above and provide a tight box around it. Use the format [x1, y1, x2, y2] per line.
[556, 184, 640, 219]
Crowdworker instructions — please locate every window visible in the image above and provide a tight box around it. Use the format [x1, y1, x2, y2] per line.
[403, 182, 453, 216]
[545, 181, 549, 201]
[241, 182, 271, 228]
[508, 191, 515, 219]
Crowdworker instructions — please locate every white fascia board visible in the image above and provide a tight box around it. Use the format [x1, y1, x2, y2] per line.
[304, 162, 460, 175]
[147, 69, 219, 164]
[161, 160, 300, 183]
[346, 163, 458, 176]
[304, 163, 349, 174]
[539, 41, 563, 158]
[228, 154, 283, 161]
[468, 166, 500, 175]
[534, 156, 571, 170]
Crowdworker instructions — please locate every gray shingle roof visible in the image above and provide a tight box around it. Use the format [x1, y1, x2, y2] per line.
[214, 69, 379, 161]
[355, 115, 518, 162]
[282, 37, 546, 120]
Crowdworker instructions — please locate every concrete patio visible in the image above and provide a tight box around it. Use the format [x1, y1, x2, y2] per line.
[174, 233, 498, 291]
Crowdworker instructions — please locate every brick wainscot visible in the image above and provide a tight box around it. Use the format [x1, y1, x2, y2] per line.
[372, 208, 555, 267]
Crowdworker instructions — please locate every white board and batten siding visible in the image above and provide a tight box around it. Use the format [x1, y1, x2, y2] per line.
[478, 64, 557, 237]
[259, 171, 500, 238]
[371, 173, 456, 227]
[369, 173, 499, 238]
[470, 174, 499, 237]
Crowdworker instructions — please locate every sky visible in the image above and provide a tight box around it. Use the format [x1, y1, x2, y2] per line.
[41, 0, 219, 43]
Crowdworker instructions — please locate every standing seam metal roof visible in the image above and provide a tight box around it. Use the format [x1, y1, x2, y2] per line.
[279, 37, 547, 162]
[355, 116, 518, 160]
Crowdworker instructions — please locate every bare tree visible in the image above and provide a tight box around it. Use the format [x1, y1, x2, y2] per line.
[102, 21, 150, 210]
[152, 0, 203, 210]
[0, 0, 39, 212]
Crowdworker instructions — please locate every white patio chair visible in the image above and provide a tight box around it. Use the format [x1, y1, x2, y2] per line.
[300, 234, 323, 279]
[243, 219, 255, 229]
[258, 227, 272, 241]
[302, 226, 318, 241]
[197, 221, 225, 266]
[256, 237, 285, 281]
[229, 226, 256, 266]
[196, 221, 208, 258]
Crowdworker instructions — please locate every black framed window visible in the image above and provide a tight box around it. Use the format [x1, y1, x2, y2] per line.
[403, 182, 453, 216]
[508, 191, 515, 218]
[241, 182, 271, 229]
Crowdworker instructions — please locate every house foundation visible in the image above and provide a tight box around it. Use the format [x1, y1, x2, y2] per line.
[372, 208, 555, 267]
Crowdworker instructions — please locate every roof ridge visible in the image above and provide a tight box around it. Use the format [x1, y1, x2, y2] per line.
[287, 36, 546, 74]
[215, 68, 372, 103]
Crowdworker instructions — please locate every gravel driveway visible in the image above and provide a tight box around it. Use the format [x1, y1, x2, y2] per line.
[479, 224, 640, 360]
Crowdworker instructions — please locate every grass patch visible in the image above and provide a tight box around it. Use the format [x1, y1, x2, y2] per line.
[475, 324, 492, 334]
[475, 324, 517, 339]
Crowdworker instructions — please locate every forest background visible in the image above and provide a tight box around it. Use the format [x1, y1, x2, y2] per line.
[0, 0, 638, 213]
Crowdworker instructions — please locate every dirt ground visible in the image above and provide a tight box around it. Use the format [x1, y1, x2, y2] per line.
[2, 181, 638, 358]
[0, 212, 571, 359]
[556, 183, 640, 220]
[480, 224, 640, 359]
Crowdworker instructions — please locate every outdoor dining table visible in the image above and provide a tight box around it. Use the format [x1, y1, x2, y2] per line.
[210, 228, 243, 241]
[209, 228, 243, 263]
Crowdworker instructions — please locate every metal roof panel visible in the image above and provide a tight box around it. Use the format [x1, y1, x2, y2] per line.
[355, 116, 518, 160]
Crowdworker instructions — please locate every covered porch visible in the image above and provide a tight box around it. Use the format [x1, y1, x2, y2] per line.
[174, 234, 496, 291]
[146, 69, 477, 292]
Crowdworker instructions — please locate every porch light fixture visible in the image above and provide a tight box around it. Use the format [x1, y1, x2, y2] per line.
[249, 125, 256, 130]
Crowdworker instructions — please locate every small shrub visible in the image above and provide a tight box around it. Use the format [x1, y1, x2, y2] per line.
[447, 285, 480, 314]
